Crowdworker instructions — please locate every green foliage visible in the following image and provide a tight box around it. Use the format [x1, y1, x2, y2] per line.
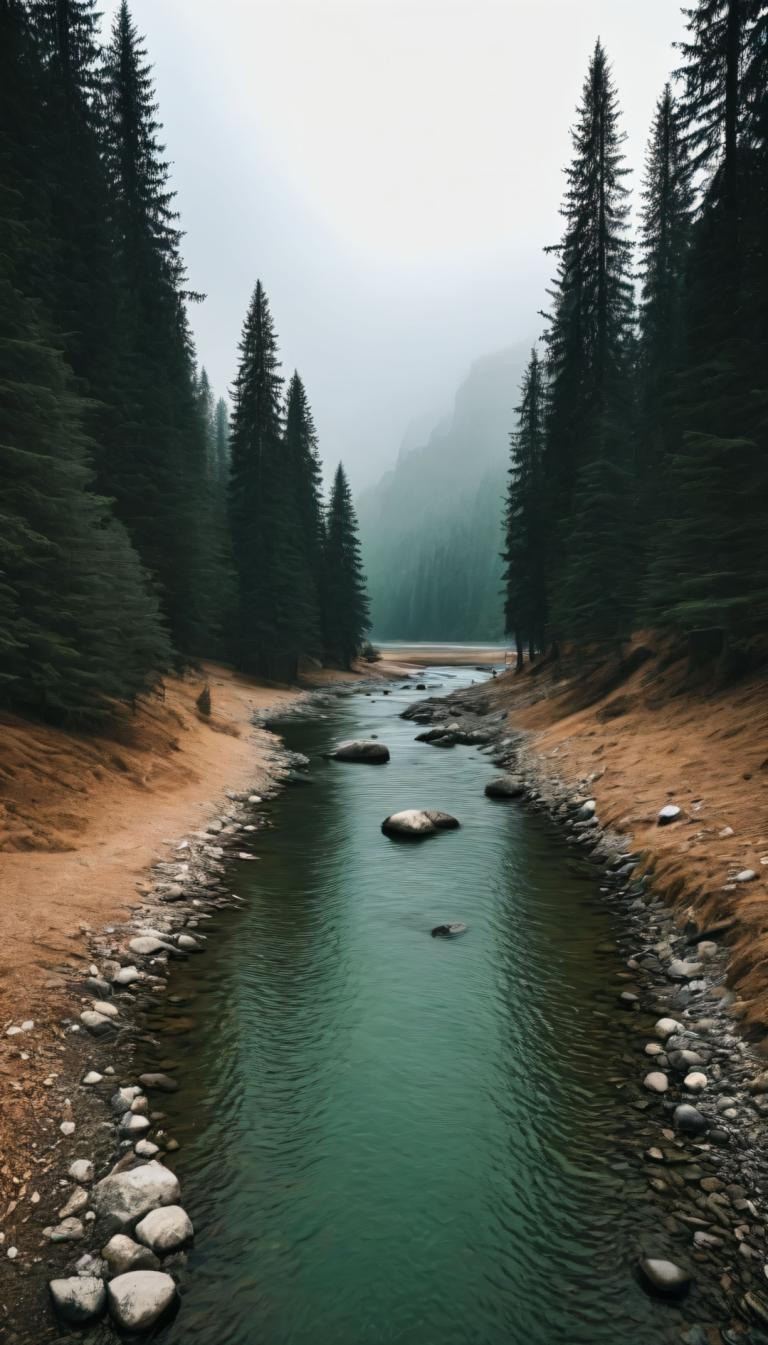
[503, 349, 547, 661]
[323, 464, 370, 668]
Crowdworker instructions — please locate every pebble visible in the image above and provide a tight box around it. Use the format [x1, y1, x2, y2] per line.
[735, 869, 758, 883]
[58, 1187, 89, 1219]
[82, 1071, 103, 1086]
[60, 1120, 76, 1137]
[138, 1073, 178, 1093]
[48, 1217, 85, 1243]
[655, 1017, 683, 1039]
[658, 804, 682, 826]
[674, 1103, 708, 1136]
[644, 1071, 669, 1094]
[683, 1071, 708, 1092]
[69, 1160, 95, 1184]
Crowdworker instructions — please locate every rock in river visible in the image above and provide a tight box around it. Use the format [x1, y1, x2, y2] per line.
[138, 1072, 179, 1094]
[674, 1103, 708, 1136]
[329, 740, 390, 764]
[107, 1270, 177, 1332]
[484, 776, 525, 800]
[382, 810, 459, 838]
[638, 1258, 691, 1298]
[49, 1276, 106, 1324]
[91, 1161, 180, 1229]
[135, 1205, 193, 1254]
[431, 923, 468, 938]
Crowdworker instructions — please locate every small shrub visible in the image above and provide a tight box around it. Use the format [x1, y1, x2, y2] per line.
[360, 641, 381, 663]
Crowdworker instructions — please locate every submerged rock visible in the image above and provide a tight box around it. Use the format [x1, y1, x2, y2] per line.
[484, 776, 525, 800]
[107, 1270, 177, 1332]
[638, 1257, 691, 1298]
[138, 1073, 178, 1094]
[329, 740, 390, 764]
[49, 1276, 106, 1324]
[381, 809, 459, 838]
[674, 1103, 708, 1136]
[431, 923, 468, 938]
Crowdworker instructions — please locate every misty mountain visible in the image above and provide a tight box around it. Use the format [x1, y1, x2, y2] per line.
[358, 346, 529, 642]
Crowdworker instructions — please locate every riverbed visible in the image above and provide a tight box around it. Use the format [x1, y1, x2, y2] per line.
[127, 667, 690, 1344]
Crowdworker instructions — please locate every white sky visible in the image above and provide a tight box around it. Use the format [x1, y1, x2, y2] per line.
[101, 0, 688, 487]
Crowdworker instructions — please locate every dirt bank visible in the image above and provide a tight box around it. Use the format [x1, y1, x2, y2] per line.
[478, 636, 768, 1031]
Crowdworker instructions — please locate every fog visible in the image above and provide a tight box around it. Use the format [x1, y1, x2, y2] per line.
[102, 0, 687, 488]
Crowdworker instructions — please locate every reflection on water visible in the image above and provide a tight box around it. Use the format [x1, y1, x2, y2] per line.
[120, 671, 693, 1344]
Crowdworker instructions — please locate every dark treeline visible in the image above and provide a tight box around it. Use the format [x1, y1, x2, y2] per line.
[1, 0, 369, 725]
[504, 3, 768, 675]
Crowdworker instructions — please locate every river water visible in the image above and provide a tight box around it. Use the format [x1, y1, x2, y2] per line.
[131, 667, 690, 1344]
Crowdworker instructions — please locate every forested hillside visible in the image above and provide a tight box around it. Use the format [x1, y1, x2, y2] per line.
[359, 348, 527, 641]
[0, 0, 369, 726]
[503, 12, 768, 673]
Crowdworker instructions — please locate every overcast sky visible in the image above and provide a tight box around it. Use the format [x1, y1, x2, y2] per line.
[101, 0, 687, 489]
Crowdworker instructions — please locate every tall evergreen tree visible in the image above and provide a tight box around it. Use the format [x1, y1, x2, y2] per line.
[100, 1, 208, 653]
[0, 191, 171, 723]
[323, 464, 370, 668]
[636, 84, 694, 557]
[213, 397, 230, 486]
[646, 0, 768, 657]
[229, 282, 317, 679]
[542, 40, 636, 644]
[503, 349, 548, 666]
[283, 371, 325, 656]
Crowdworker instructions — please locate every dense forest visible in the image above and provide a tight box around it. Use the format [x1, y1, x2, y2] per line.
[0, 0, 369, 725]
[503, 6, 768, 673]
[360, 349, 526, 642]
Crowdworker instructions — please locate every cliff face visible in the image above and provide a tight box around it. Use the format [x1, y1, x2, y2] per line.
[358, 345, 529, 642]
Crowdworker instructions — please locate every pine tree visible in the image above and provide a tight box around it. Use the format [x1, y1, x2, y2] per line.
[229, 282, 316, 679]
[647, 0, 768, 659]
[100, 1, 208, 653]
[283, 371, 325, 657]
[542, 40, 636, 644]
[503, 349, 548, 665]
[213, 397, 230, 485]
[635, 84, 694, 567]
[0, 183, 171, 724]
[323, 464, 370, 668]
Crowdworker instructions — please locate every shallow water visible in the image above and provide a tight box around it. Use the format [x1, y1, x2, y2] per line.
[129, 669, 690, 1344]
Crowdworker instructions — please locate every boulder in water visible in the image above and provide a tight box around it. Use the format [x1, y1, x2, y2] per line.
[484, 776, 525, 800]
[431, 923, 468, 937]
[637, 1257, 691, 1298]
[381, 809, 459, 838]
[329, 740, 390, 764]
[107, 1271, 177, 1332]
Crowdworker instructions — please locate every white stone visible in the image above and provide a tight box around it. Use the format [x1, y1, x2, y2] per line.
[58, 1187, 89, 1219]
[69, 1160, 95, 1184]
[735, 869, 757, 883]
[91, 1161, 180, 1228]
[92, 1000, 119, 1018]
[113, 966, 141, 986]
[135, 1140, 160, 1158]
[684, 1071, 708, 1091]
[135, 1205, 193, 1254]
[644, 1042, 664, 1056]
[60, 1120, 76, 1136]
[129, 936, 175, 957]
[655, 1018, 683, 1039]
[107, 1271, 177, 1331]
[49, 1275, 106, 1324]
[644, 1071, 669, 1094]
[101, 1234, 160, 1276]
[120, 1112, 150, 1137]
[658, 804, 682, 825]
[80, 1010, 114, 1035]
[82, 1071, 103, 1086]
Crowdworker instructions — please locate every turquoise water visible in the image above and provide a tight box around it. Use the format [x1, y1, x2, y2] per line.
[129, 670, 690, 1344]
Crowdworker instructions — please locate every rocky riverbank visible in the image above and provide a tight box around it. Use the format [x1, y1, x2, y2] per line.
[404, 681, 768, 1341]
[0, 676, 397, 1341]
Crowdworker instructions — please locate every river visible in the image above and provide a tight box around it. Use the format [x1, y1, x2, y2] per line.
[128, 666, 689, 1344]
